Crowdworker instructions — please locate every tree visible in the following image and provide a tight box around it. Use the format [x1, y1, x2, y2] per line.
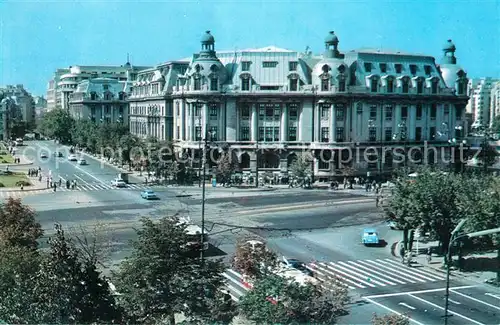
[371, 313, 410, 325]
[490, 115, 500, 135]
[288, 152, 312, 183]
[216, 151, 237, 185]
[30, 223, 122, 324]
[38, 108, 74, 143]
[239, 274, 349, 325]
[231, 239, 278, 280]
[0, 197, 43, 250]
[113, 216, 236, 325]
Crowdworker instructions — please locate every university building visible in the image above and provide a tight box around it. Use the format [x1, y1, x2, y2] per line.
[128, 31, 469, 180]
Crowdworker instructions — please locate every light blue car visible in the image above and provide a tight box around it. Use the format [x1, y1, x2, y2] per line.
[362, 228, 380, 245]
[141, 189, 158, 200]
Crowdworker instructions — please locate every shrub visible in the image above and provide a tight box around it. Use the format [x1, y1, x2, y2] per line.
[0, 182, 4, 187]
[1, 160, 8, 163]
[0, 151, 7, 155]
[15, 180, 31, 187]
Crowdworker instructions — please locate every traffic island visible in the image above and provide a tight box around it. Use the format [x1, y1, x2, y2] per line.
[0, 171, 31, 188]
[0, 151, 15, 164]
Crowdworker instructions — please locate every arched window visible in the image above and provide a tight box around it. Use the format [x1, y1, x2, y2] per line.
[338, 77, 346, 92]
[193, 77, 201, 91]
[387, 77, 394, 93]
[210, 77, 218, 91]
[240, 153, 250, 169]
[321, 76, 329, 91]
[431, 79, 439, 94]
[402, 78, 410, 93]
[416, 78, 424, 94]
[287, 153, 297, 167]
[259, 151, 280, 169]
[370, 78, 378, 93]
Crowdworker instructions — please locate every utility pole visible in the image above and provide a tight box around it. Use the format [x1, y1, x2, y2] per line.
[200, 127, 209, 261]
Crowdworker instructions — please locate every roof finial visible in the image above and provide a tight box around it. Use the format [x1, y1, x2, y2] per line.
[127, 53, 130, 63]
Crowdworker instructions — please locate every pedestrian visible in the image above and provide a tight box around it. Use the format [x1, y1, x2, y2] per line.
[46, 178, 49, 188]
[66, 179, 70, 189]
[58, 178, 62, 187]
[145, 177, 148, 185]
[20, 184, 23, 191]
[426, 247, 432, 264]
[39, 175, 42, 182]
[400, 246, 405, 262]
[375, 196, 380, 207]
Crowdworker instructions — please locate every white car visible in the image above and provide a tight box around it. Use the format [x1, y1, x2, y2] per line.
[78, 159, 87, 165]
[40, 152, 48, 159]
[111, 179, 127, 187]
[68, 154, 78, 161]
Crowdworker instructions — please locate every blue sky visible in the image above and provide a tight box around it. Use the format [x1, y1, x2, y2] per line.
[1, 0, 499, 96]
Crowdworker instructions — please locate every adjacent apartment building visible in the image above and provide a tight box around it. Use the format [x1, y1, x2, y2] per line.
[0, 84, 35, 126]
[466, 77, 499, 131]
[490, 81, 500, 128]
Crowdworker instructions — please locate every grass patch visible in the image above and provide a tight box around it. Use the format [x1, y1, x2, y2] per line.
[0, 152, 14, 164]
[0, 173, 31, 187]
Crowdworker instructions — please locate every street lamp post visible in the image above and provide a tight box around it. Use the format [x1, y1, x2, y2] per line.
[443, 223, 500, 325]
[200, 127, 216, 261]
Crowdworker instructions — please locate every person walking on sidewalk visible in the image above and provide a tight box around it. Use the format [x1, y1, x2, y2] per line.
[426, 247, 432, 264]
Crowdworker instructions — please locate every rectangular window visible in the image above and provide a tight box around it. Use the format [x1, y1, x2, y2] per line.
[175, 102, 180, 116]
[416, 104, 422, 120]
[401, 106, 408, 120]
[289, 127, 297, 141]
[417, 80, 424, 94]
[240, 104, 250, 119]
[430, 126, 436, 140]
[369, 128, 377, 142]
[321, 104, 330, 119]
[455, 106, 462, 119]
[321, 127, 329, 142]
[273, 106, 281, 119]
[289, 78, 298, 91]
[385, 127, 393, 141]
[242, 78, 250, 91]
[338, 80, 346, 92]
[424, 65, 432, 76]
[273, 127, 280, 141]
[379, 63, 387, 73]
[395, 64, 402, 74]
[288, 61, 298, 71]
[194, 104, 201, 117]
[444, 104, 450, 115]
[336, 127, 344, 142]
[416, 127, 422, 141]
[262, 61, 278, 68]
[241, 61, 251, 71]
[258, 127, 265, 141]
[402, 80, 409, 93]
[289, 103, 298, 120]
[194, 78, 201, 91]
[210, 78, 218, 91]
[318, 160, 330, 170]
[210, 127, 218, 141]
[370, 105, 377, 120]
[336, 106, 345, 121]
[240, 127, 250, 141]
[357, 104, 363, 114]
[431, 81, 438, 94]
[410, 64, 417, 75]
[321, 79, 329, 91]
[209, 103, 218, 119]
[387, 79, 394, 93]
[385, 106, 393, 120]
[371, 79, 378, 92]
[430, 104, 437, 120]
[364, 62, 372, 73]
[265, 128, 273, 142]
[195, 126, 202, 141]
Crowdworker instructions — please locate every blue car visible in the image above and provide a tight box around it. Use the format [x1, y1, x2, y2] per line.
[141, 189, 157, 200]
[362, 228, 380, 245]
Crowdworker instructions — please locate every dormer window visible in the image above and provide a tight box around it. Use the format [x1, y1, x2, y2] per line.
[241, 76, 250, 91]
[417, 79, 424, 94]
[289, 62, 298, 71]
[321, 78, 329, 91]
[195, 64, 201, 73]
[90, 92, 97, 100]
[387, 78, 394, 93]
[241, 61, 251, 71]
[395, 64, 402, 74]
[338, 79, 346, 92]
[424, 65, 432, 76]
[210, 77, 218, 91]
[402, 78, 410, 94]
[410, 64, 417, 75]
[379, 63, 387, 73]
[193, 77, 201, 91]
[289, 78, 298, 91]
[431, 80, 438, 94]
[364, 62, 372, 73]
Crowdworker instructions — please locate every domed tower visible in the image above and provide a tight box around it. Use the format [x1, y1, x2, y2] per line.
[439, 39, 468, 93]
[312, 31, 347, 91]
[189, 31, 228, 90]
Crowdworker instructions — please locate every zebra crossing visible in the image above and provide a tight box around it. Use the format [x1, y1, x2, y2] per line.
[222, 258, 448, 301]
[57, 183, 149, 192]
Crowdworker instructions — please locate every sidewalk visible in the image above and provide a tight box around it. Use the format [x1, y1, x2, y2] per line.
[393, 239, 498, 285]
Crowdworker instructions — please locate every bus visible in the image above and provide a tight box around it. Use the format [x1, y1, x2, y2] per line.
[178, 218, 209, 251]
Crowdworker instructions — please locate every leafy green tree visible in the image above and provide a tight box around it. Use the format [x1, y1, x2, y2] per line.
[288, 152, 312, 182]
[231, 239, 278, 280]
[113, 216, 236, 325]
[239, 274, 349, 325]
[371, 313, 410, 325]
[72, 119, 97, 149]
[118, 134, 141, 167]
[38, 108, 74, 143]
[0, 197, 43, 250]
[216, 151, 237, 185]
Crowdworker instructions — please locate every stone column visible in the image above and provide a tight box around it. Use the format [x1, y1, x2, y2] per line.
[331, 104, 337, 142]
[190, 103, 195, 141]
[313, 103, 319, 142]
[280, 104, 288, 142]
[251, 104, 258, 142]
[202, 103, 208, 138]
[179, 100, 185, 141]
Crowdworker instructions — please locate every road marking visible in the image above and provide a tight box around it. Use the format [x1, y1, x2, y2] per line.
[222, 273, 247, 296]
[306, 265, 354, 290]
[377, 259, 444, 281]
[485, 293, 500, 300]
[346, 260, 406, 284]
[448, 299, 461, 305]
[235, 198, 374, 214]
[408, 294, 485, 325]
[382, 259, 445, 280]
[451, 290, 500, 311]
[73, 174, 91, 186]
[398, 302, 416, 310]
[72, 163, 108, 185]
[310, 263, 365, 288]
[356, 260, 416, 283]
[328, 262, 387, 286]
[363, 285, 477, 299]
[339, 261, 398, 285]
[322, 262, 375, 287]
[364, 297, 425, 325]
[363, 260, 426, 283]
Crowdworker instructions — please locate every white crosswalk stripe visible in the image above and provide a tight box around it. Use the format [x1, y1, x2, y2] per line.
[222, 258, 449, 301]
[56, 183, 154, 192]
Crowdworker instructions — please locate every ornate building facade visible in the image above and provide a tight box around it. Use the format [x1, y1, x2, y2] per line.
[130, 31, 470, 180]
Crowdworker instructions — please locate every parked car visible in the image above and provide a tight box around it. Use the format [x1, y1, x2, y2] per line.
[387, 220, 403, 230]
[141, 189, 158, 200]
[362, 228, 380, 245]
[40, 152, 48, 159]
[111, 179, 126, 187]
[68, 154, 78, 161]
[56, 152, 63, 157]
[282, 257, 312, 276]
[78, 159, 87, 165]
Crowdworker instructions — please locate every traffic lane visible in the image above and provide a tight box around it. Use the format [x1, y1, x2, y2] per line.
[414, 289, 500, 324]
[202, 192, 365, 207]
[247, 202, 381, 232]
[451, 286, 500, 307]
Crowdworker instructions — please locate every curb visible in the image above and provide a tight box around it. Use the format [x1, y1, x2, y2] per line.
[1, 162, 34, 167]
[0, 187, 48, 193]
